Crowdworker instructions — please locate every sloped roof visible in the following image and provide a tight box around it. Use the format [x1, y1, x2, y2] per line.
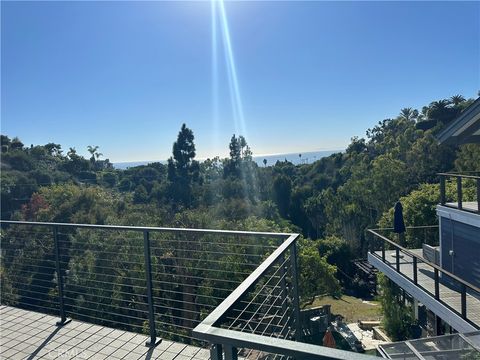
[437, 97, 480, 145]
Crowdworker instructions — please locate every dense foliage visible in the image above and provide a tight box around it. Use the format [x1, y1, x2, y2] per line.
[2, 95, 480, 340]
[378, 274, 414, 341]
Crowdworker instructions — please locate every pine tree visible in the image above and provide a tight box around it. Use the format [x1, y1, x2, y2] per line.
[167, 124, 199, 207]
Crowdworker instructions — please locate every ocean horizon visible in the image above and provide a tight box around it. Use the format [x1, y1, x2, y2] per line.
[113, 149, 343, 169]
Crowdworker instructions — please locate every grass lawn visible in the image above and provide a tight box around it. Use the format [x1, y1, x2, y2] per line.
[304, 295, 383, 323]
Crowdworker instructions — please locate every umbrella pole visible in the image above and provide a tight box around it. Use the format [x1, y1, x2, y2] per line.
[398, 232, 405, 247]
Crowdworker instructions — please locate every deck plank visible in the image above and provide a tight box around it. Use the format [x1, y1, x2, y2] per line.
[0, 306, 208, 360]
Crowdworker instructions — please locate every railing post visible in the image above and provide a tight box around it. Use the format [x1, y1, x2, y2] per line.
[381, 241, 385, 262]
[290, 241, 302, 341]
[476, 178, 480, 214]
[440, 175, 446, 205]
[461, 284, 467, 319]
[434, 268, 440, 300]
[457, 176, 463, 210]
[143, 230, 160, 347]
[413, 257, 417, 285]
[365, 232, 369, 254]
[53, 226, 70, 326]
[210, 344, 223, 360]
[224, 345, 238, 360]
[395, 248, 400, 272]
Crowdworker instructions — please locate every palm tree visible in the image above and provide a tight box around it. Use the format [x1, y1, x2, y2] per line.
[428, 99, 455, 124]
[430, 100, 450, 111]
[67, 147, 77, 158]
[399, 107, 414, 121]
[450, 95, 465, 106]
[87, 145, 100, 162]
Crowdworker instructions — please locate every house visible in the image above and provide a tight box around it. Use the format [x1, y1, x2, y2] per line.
[368, 98, 480, 341]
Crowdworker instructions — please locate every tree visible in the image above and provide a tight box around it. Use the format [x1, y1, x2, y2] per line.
[379, 274, 414, 341]
[304, 195, 324, 238]
[272, 175, 291, 218]
[399, 107, 414, 121]
[450, 94, 465, 106]
[263, 158, 267, 167]
[87, 145, 102, 164]
[10, 137, 24, 151]
[1, 135, 11, 152]
[299, 239, 341, 303]
[222, 135, 257, 204]
[427, 99, 459, 125]
[455, 144, 480, 172]
[62, 147, 90, 175]
[45, 143, 63, 157]
[224, 135, 241, 178]
[133, 184, 148, 204]
[167, 124, 199, 207]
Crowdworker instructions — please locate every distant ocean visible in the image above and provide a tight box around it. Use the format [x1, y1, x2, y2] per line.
[114, 149, 343, 169]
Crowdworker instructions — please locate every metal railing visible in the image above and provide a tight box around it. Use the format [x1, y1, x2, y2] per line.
[193, 237, 376, 360]
[1, 220, 377, 360]
[367, 228, 480, 330]
[0, 220, 290, 348]
[438, 172, 480, 214]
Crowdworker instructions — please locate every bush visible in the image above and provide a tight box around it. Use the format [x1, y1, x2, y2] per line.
[378, 273, 414, 341]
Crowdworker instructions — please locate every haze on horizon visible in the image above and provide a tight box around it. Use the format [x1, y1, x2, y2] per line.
[1, 1, 478, 162]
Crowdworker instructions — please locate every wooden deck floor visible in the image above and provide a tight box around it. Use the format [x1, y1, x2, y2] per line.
[0, 306, 210, 360]
[374, 249, 480, 328]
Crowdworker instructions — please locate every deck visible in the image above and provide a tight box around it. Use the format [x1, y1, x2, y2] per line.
[445, 201, 479, 213]
[0, 306, 210, 360]
[372, 249, 480, 329]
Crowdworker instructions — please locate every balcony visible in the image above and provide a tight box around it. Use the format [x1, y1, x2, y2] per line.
[438, 172, 480, 214]
[367, 227, 480, 333]
[0, 220, 376, 360]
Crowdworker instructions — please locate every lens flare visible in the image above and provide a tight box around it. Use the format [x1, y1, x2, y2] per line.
[211, 0, 219, 150]
[213, 0, 248, 138]
[211, 0, 257, 202]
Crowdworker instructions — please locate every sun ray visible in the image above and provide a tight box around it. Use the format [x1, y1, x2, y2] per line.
[217, 0, 248, 138]
[211, 0, 220, 151]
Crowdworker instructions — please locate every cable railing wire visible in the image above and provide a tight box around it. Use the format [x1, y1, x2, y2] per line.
[0, 220, 291, 350]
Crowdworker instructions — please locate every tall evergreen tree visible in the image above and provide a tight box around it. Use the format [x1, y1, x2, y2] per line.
[167, 124, 199, 207]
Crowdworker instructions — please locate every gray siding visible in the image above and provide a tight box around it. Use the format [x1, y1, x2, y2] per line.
[440, 217, 480, 288]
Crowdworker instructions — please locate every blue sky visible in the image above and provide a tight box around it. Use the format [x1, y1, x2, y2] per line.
[1, 1, 479, 162]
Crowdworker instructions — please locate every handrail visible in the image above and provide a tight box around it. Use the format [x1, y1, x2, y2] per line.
[0, 220, 291, 238]
[367, 229, 480, 294]
[193, 325, 375, 360]
[437, 172, 480, 180]
[368, 225, 438, 231]
[0, 220, 293, 349]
